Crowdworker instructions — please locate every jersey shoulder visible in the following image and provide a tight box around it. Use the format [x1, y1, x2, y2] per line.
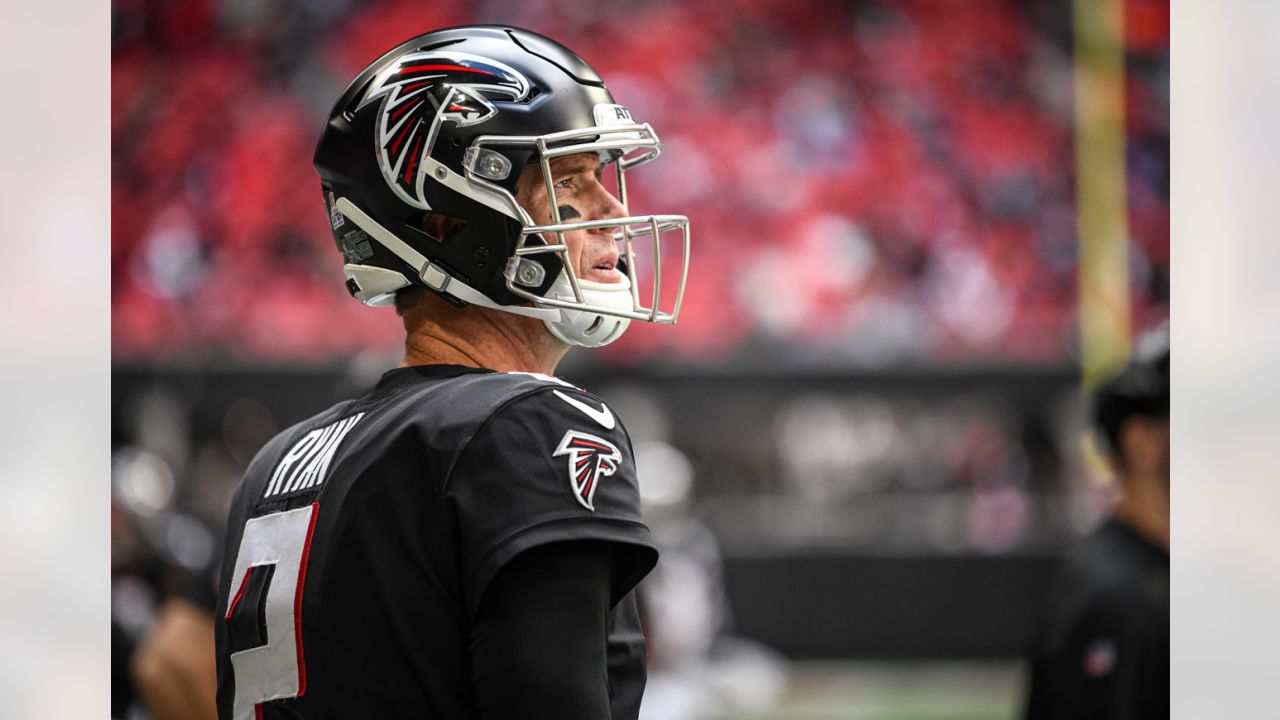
[380, 367, 624, 445]
[228, 368, 624, 515]
[485, 372, 620, 423]
[466, 373, 630, 460]
[441, 374, 651, 613]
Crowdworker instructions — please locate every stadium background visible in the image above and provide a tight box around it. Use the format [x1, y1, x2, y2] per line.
[111, 0, 1168, 718]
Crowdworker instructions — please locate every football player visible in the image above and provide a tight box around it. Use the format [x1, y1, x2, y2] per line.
[215, 26, 690, 719]
[1024, 328, 1169, 719]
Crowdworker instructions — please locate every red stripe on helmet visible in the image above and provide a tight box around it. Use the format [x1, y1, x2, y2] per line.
[404, 131, 425, 185]
[389, 119, 414, 158]
[399, 64, 494, 75]
[390, 96, 425, 122]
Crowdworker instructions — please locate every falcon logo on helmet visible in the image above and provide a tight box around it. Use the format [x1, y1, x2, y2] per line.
[553, 430, 622, 511]
[359, 51, 531, 209]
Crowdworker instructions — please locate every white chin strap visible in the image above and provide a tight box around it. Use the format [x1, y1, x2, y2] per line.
[543, 271, 633, 348]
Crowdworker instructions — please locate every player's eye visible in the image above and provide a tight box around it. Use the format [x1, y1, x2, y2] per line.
[555, 177, 574, 189]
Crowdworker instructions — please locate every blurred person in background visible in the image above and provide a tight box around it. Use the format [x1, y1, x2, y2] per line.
[633, 441, 788, 720]
[112, 434, 224, 720]
[215, 26, 689, 719]
[1024, 328, 1169, 719]
[131, 566, 219, 720]
[113, 513, 221, 720]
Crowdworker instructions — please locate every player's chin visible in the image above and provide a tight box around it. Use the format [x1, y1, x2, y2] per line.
[580, 267, 625, 284]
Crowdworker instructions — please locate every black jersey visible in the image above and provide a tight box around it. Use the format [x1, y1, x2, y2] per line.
[1025, 518, 1169, 720]
[214, 365, 658, 719]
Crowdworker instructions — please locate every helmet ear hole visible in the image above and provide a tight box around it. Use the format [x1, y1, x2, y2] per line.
[405, 212, 467, 244]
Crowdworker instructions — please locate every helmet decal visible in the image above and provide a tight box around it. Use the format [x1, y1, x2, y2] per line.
[552, 430, 622, 511]
[359, 51, 531, 209]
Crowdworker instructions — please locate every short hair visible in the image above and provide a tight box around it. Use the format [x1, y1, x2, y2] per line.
[393, 286, 426, 317]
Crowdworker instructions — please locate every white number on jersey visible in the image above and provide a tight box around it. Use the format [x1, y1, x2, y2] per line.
[224, 503, 319, 720]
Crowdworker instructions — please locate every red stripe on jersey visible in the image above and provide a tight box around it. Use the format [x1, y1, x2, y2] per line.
[294, 502, 320, 696]
[571, 439, 613, 452]
[226, 566, 253, 620]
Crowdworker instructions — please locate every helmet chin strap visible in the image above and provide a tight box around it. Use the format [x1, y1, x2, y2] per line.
[336, 196, 563, 320]
[543, 271, 633, 348]
[336, 195, 631, 348]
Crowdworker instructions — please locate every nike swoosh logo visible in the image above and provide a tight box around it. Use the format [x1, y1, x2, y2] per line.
[552, 390, 616, 430]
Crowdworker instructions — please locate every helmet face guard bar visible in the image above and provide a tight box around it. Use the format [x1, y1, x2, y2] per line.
[467, 123, 691, 325]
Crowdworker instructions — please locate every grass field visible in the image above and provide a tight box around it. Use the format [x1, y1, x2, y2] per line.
[706, 661, 1025, 720]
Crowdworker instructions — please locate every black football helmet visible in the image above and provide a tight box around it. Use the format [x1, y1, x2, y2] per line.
[1093, 324, 1170, 458]
[314, 25, 689, 347]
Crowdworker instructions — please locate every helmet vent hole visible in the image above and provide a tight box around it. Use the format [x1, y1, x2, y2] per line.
[584, 317, 604, 335]
[419, 39, 465, 52]
[409, 212, 467, 243]
[599, 323, 623, 344]
[342, 77, 376, 121]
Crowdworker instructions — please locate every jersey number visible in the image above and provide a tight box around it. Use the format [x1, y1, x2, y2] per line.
[224, 503, 319, 720]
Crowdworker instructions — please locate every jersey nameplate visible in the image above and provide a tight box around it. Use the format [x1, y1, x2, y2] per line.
[264, 413, 365, 499]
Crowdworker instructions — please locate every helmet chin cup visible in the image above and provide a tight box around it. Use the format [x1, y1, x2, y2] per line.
[543, 271, 633, 348]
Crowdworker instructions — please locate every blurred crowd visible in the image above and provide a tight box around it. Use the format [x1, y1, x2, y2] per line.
[112, 0, 1168, 367]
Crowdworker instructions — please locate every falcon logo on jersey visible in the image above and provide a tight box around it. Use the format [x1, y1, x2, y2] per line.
[359, 50, 531, 209]
[553, 430, 622, 511]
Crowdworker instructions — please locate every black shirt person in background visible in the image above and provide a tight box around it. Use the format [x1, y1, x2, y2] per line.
[1025, 328, 1169, 719]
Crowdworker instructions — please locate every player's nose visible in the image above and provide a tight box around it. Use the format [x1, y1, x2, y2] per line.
[585, 183, 627, 233]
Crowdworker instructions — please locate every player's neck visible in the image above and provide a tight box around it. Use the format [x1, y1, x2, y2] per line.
[1112, 475, 1170, 551]
[400, 295, 569, 374]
